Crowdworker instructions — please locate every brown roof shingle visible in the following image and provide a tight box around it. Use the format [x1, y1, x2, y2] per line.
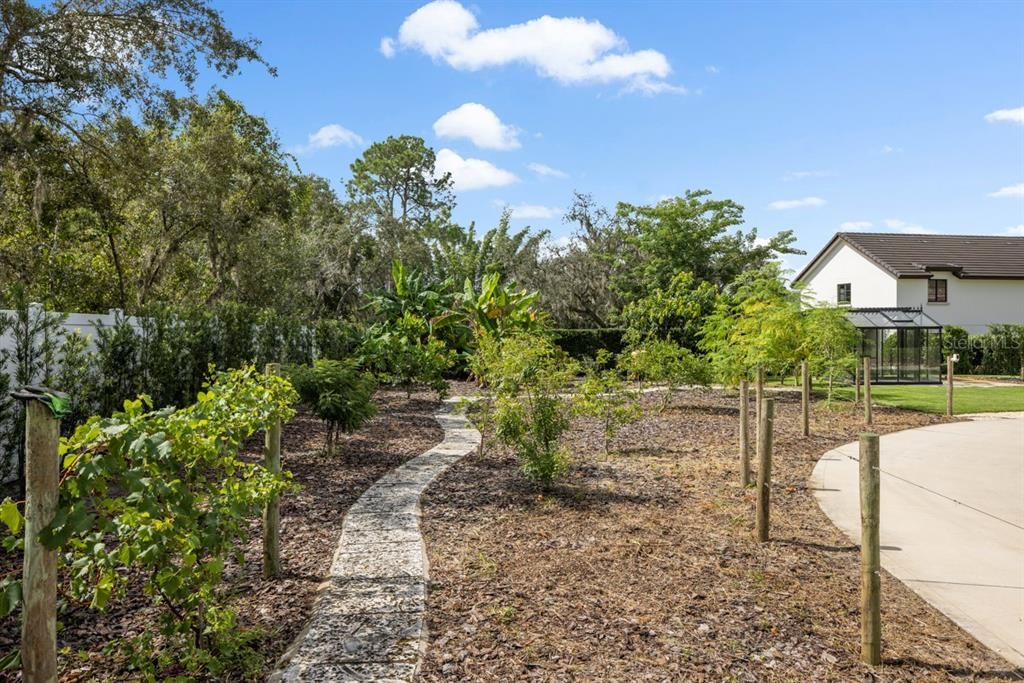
[796, 232, 1024, 281]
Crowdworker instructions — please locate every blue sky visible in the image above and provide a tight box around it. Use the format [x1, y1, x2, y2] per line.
[196, 0, 1024, 273]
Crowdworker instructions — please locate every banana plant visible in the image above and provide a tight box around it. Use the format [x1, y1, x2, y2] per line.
[451, 272, 547, 341]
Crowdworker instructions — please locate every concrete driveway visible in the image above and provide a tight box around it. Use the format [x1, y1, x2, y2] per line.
[811, 413, 1024, 667]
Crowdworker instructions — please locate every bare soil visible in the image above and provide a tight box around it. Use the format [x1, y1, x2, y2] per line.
[418, 388, 1023, 682]
[0, 389, 442, 681]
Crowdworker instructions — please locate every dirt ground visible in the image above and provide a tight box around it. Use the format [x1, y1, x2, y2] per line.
[0, 389, 442, 682]
[418, 389, 1023, 682]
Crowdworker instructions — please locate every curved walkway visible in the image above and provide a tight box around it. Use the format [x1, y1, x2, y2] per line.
[811, 413, 1024, 668]
[271, 398, 480, 682]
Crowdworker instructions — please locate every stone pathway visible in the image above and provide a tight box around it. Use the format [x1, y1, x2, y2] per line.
[271, 399, 480, 682]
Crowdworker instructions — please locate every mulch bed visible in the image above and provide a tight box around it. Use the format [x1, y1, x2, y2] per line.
[418, 388, 1023, 682]
[0, 389, 442, 682]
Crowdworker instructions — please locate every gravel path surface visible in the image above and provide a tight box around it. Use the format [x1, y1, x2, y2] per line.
[271, 400, 480, 682]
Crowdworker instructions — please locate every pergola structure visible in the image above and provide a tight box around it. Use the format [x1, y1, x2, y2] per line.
[846, 307, 943, 383]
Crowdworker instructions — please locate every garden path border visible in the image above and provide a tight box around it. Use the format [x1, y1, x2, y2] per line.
[269, 397, 479, 682]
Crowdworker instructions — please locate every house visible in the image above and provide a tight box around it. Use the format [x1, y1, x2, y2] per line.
[794, 232, 1024, 382]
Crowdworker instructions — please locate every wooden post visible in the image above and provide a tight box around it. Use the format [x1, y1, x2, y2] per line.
[859, 432, 882, 666]
[854, 360, 861, 404]
[22, 400, 60, 683]
[262, 363, 282, 579]
[755, 398, 775, 542]
[801, 360, 810, 437]
[863, 357, 873, 426]
[946, 356, 954, 417]
[739, 379, 751, 487]
[755, 365, 765, 423]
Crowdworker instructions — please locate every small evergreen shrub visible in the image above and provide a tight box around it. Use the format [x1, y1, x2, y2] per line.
[288, 359, 377, 455]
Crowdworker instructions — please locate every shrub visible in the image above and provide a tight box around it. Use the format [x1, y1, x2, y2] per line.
[573, 355, 642, 455]
[976, 324, 1024, 375]
[550, 328, 625, 360]
[620, 339, 711, 411]
[0, 366, 298, 663]
[361, 313, 454, 397]
[475, 333, 577, 486]
[941, 325, 977, 374]
[288, 359, 377, 456]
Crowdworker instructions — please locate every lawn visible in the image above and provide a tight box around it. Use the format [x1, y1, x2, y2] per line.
[830, 384, 1024, 414]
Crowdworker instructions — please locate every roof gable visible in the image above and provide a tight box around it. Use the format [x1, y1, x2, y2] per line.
[795, 233, 1024, 282]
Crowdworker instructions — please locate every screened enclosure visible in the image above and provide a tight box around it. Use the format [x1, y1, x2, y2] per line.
[846, 308, 943, 383]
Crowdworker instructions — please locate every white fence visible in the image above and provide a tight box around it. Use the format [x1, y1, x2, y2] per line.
[1, 304, 141, 485]
[0, 305, 142, 378]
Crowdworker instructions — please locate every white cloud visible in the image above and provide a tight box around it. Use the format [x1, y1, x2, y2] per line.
[527, 162, 568, 179]
[295, 124, 363, 153]
[435, 148, 518, 190]
[621, 76, 687, 96]
[840, 221, 873, 231]
[768, 196, 826, 210]
[389, 0, 683, 94]
[883, 218, 934, 235]
[705, 65, 719, 74]
[380, 37, 396, 58]
[1006, 225, 1024, 236]
[984, 107, 1024, 125]
[784, 169, 835, 181]
[432, 103, 520, 150]
[988, 183, 1024, 198]
[881, 145, 903, 154]
[496, 202, 562, 219]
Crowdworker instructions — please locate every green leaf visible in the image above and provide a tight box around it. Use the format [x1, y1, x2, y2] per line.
[0, 499, 22, 535]
[0, 579, 22, 618]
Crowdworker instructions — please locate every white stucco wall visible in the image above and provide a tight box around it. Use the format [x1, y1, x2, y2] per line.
[897, 277, 1024, 333]
[800, 242, 898, 307]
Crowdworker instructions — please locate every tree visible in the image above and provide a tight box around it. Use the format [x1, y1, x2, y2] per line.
[801, 306, 857, 403]
[620, 271, 718, 349]
[700, 263, 806, 385]
[617, 190, 801, 299]
[431, 210, 547, 291]
[345, 135, 454, 280]
[0, 0, 270, 137]
[536, 192, 634, 327]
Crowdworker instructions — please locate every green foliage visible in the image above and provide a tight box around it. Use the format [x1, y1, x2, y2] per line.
[801, 306, 858, 403]
[941, 325, 976, 374]
[976, 324, 1024, 375]
[700, 263, 805, 384]
[550, 328, 626, 360]
[620, 339, 712, 411]
[361, 313, 455, 397]
[573, 357, 642, 455]
[288, 360, 377, 456]
[452, 272, 547, 344]
[620, 271, 718, 348]
[615, 190, 801, 300]
[475, 334, 578, 486]
[0, 366, 298, 660]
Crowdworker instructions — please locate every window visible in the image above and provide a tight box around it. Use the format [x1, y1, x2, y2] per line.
[928, 278, 947, 303]
[837, 282, 851, 304]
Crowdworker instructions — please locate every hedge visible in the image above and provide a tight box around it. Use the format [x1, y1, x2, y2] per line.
[550, 328, 626, 359]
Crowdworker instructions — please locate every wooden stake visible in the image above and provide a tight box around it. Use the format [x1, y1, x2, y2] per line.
[854, 360, 861, 404]
[863, 357, 873, 426]
[263, 363, 282, 579]
[801, 360, 810, 437]
[739, 379, 751, 487]
[22, 400, 59, 683]
[755, 365, 765, 424]
[859, 432, 882, 666]
[946, 356, 954, 417]
[755, 398, 775, 542]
